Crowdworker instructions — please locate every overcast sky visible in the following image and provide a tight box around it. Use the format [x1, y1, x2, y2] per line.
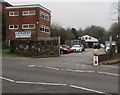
[5, 0, 119, 30]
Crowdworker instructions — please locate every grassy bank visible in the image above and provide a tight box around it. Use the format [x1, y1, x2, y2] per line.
[0, 49, 10, 53]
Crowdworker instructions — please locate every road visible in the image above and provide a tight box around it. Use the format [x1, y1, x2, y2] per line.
[1, 49, 119, 94]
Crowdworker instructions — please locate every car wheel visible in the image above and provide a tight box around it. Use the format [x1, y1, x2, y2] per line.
[60, 51, 64, 54]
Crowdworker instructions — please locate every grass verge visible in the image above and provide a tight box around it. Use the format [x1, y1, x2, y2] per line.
[0, 49, 10, 54]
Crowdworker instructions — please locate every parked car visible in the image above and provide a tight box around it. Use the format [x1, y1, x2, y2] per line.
[93, 43, 101, 49]
[71, 45, 82, 52]
[100, 44, 105, 48]
[81, 44, 85, 51]
[60, 46, 69, 54]
[60, 45, 71, 53]
[105, 44, 110, 53]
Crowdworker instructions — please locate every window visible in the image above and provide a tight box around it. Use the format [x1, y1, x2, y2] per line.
[85, 37, 87, 39]
[9, 25, 19, 29]
[40, 25, 50, 33]
[89, 37, 91, 39]
[40, 11, 49, 21]
[22, 24, 35, 29]
[9, 11, 19, 16]
[22, 10, 35, 16]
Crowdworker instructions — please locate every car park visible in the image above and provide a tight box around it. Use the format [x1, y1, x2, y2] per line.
[81, 44, 85, 51]
[71, 45, 82, 52]
[100, 44, 105, 48]
[60, 45, 71, 53]
[60, 46, 69, 54]
[93, 43, 101, 49]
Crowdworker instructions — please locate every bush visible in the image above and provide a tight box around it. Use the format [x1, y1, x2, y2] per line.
[2, 41, 10, 49]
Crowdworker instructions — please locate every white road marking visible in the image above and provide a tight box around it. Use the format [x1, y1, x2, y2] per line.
[28, 65, 35, 67]
[46, 67, 60, 71]
[28, 65, 119, 76]
[36, 82, 67, 86]
[16, 81, 67, 86]
[0, 76, 15, 83]
[70, 85, 106, 94]
[16, 81, 36, 84]
[98, 72, 119, 76]
[66, 69, 95, 73]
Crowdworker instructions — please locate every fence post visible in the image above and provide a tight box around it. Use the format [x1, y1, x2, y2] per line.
[58, 36, 61, 56]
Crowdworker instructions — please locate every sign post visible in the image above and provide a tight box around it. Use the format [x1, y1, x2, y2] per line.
[93, 48, 99, 66]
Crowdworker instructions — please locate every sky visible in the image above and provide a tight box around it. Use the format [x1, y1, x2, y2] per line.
[4, 0, 119, 30]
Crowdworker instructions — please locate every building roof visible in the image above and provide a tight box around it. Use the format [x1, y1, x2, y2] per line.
[6, 4, 51, 13]
[80, 35, 98, 42]
[1, 0, 12, 7]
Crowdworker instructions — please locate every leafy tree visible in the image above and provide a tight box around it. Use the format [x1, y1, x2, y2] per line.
[51, 23, 75, 44]
[77, 28, 84, 37]
[83, 25, 106, 43]
[71, 28, 78, 39]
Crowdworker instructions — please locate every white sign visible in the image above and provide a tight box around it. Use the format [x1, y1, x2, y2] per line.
[93, 56, 99, 66]
[15, 32, 31, 38]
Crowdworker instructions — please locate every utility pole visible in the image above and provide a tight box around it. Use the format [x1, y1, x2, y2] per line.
[118, 0, 120, 53]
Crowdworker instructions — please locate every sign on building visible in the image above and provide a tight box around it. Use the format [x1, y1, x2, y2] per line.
[15, 32, 31, 38]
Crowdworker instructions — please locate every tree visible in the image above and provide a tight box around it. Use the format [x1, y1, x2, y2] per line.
[110, 1, 120, 53]
[51, 23, 75, 44]
[83, 25, 106, 43]
[0, 10, 2, 46]
[77, 28, 84, 37]
[71, 28, 78, 39]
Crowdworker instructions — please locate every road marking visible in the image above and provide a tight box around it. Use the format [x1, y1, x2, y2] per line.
[28, 65, 119, 76]
[16, 81, 36, 84]
[70, 85, 106, 94]
[46, 67, 60, 71]
[28, 65, 35, 67]
[0, 76, 15, 83]
[66, 69, 95, 73]
[98, 72, 120, 77]
[36, 82, 67, 86]
[16, 81, 67, 86]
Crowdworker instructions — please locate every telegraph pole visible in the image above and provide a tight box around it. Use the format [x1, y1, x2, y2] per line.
[118, 0, 120, 53]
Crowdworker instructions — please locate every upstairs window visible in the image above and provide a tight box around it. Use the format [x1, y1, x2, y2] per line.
[40, 25, 50, 33]
[9, 25, 19, 29]
[85, 37, 87, 39]
[22, 10, 35, 16]
[40, 11, 49, 21]
[9, 11, 19, 16]
[22, 24, 35, 29]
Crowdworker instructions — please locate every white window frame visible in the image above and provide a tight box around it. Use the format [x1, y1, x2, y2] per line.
[40, 25, 50, 33]
[22, 10, 35, 16]
[9, 25, 19, 30]
[9, 11, 19, 16]
[40, 11, 49, 21]
[22, 24, 35, 29]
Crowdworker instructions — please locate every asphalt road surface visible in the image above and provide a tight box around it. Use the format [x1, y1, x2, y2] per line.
[1, 49, 119, 94]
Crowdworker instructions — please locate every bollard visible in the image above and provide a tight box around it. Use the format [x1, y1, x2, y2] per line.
[93, 48, 99, 66]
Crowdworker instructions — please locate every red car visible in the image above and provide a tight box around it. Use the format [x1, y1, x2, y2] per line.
[60, 45, 71, 52]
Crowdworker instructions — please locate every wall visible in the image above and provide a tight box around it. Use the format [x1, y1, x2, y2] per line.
[10, 39, 59, 57]
[98, 45, 120, 63]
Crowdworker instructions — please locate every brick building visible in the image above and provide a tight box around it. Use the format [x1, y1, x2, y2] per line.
[5, 4, 51, 40]
[0, 1, 12, 41]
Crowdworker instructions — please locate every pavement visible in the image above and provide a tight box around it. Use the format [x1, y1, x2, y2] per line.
[1, 49, 119, 94]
